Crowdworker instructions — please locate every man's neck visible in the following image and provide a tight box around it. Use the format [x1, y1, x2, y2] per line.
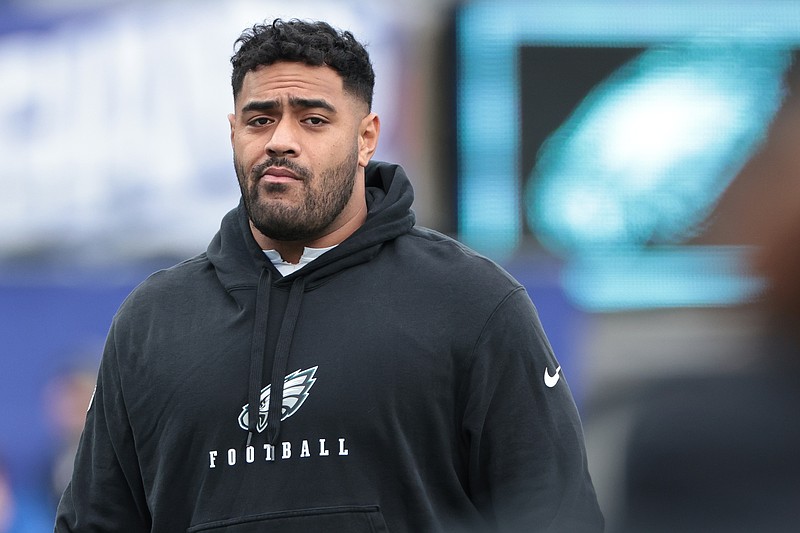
[248, 200, 368, 264]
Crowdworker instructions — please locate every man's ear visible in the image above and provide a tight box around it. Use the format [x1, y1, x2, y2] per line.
[228, 113, 236, 146]
[358, 113, 381, 167]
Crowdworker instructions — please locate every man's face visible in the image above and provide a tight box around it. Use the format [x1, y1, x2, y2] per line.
[229, 61, 377, 243]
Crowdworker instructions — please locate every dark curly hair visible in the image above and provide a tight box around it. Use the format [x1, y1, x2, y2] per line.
[231, 19, 375, 110]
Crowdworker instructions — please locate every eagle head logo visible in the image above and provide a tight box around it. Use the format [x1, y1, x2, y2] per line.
[238, 366, 318, 433]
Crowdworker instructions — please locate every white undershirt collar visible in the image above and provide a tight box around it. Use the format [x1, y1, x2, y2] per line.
[262, 245, 337, 276]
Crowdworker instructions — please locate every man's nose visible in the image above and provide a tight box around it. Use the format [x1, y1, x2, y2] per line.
[265, 119, 300, 157]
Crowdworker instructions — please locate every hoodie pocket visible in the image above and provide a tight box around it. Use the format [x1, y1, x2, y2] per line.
[187, 505, 389, 532]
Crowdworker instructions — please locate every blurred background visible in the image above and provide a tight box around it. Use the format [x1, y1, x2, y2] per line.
[2, 0, 800, 530]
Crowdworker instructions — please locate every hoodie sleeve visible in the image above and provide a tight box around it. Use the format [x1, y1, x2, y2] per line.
[462, 287, 604, 533]
[54, 321, 151, 532]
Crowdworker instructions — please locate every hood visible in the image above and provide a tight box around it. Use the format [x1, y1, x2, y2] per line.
[205, 161, 415, 446]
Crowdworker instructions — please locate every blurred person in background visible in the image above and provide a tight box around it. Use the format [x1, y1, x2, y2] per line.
[0, 463, 9, 533]
[615, 68, 800, 532]
[0, 455, 52, 533]
[42, 360, 99, 506]
[55, 18, 603, 532]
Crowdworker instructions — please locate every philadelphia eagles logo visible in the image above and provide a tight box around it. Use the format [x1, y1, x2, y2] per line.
[238, 367, 318, 433]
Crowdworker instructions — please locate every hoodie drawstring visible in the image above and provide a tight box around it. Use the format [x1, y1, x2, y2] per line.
[246, 267, 272, 446]
[265, 277, 306, 445]
[245, 268, 307, 448]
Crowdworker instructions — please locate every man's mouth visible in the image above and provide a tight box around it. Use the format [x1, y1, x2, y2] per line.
[260, 167, 301, 184]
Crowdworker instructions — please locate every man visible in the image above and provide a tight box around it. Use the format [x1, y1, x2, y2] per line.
[55, 19, 603, 532]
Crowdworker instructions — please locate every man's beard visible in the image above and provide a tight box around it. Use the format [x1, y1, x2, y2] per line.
[235, 150, 359, 243]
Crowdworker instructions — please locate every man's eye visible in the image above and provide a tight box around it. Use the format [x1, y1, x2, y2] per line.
[304, 117, 326, 126]
[249, 117, 271, 126]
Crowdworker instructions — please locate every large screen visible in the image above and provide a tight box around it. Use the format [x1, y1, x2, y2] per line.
[456, 0, 800, 310]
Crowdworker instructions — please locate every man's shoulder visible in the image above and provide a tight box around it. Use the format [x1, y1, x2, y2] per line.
[397, 227, 522, 288]
[140, 253, 210, 288]
[117, 253, 212, 312]
[404, 226, 491, 259]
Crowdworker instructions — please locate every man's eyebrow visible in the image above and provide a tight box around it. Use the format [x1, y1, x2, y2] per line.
[288, 96, 336, 113]
[240, 97, 337, 115]
[241, 100, 280, 114]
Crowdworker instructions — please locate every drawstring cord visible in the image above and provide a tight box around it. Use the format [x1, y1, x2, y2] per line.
[265, 277, 306, 445]
[245, 269, 306, 448]
[246, 267, 271, 447]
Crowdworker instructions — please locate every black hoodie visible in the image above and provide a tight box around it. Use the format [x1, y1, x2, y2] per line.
[55, 162, 603, 532]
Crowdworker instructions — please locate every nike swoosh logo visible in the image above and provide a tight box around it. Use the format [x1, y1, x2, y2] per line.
[544, 366, 561, 388]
